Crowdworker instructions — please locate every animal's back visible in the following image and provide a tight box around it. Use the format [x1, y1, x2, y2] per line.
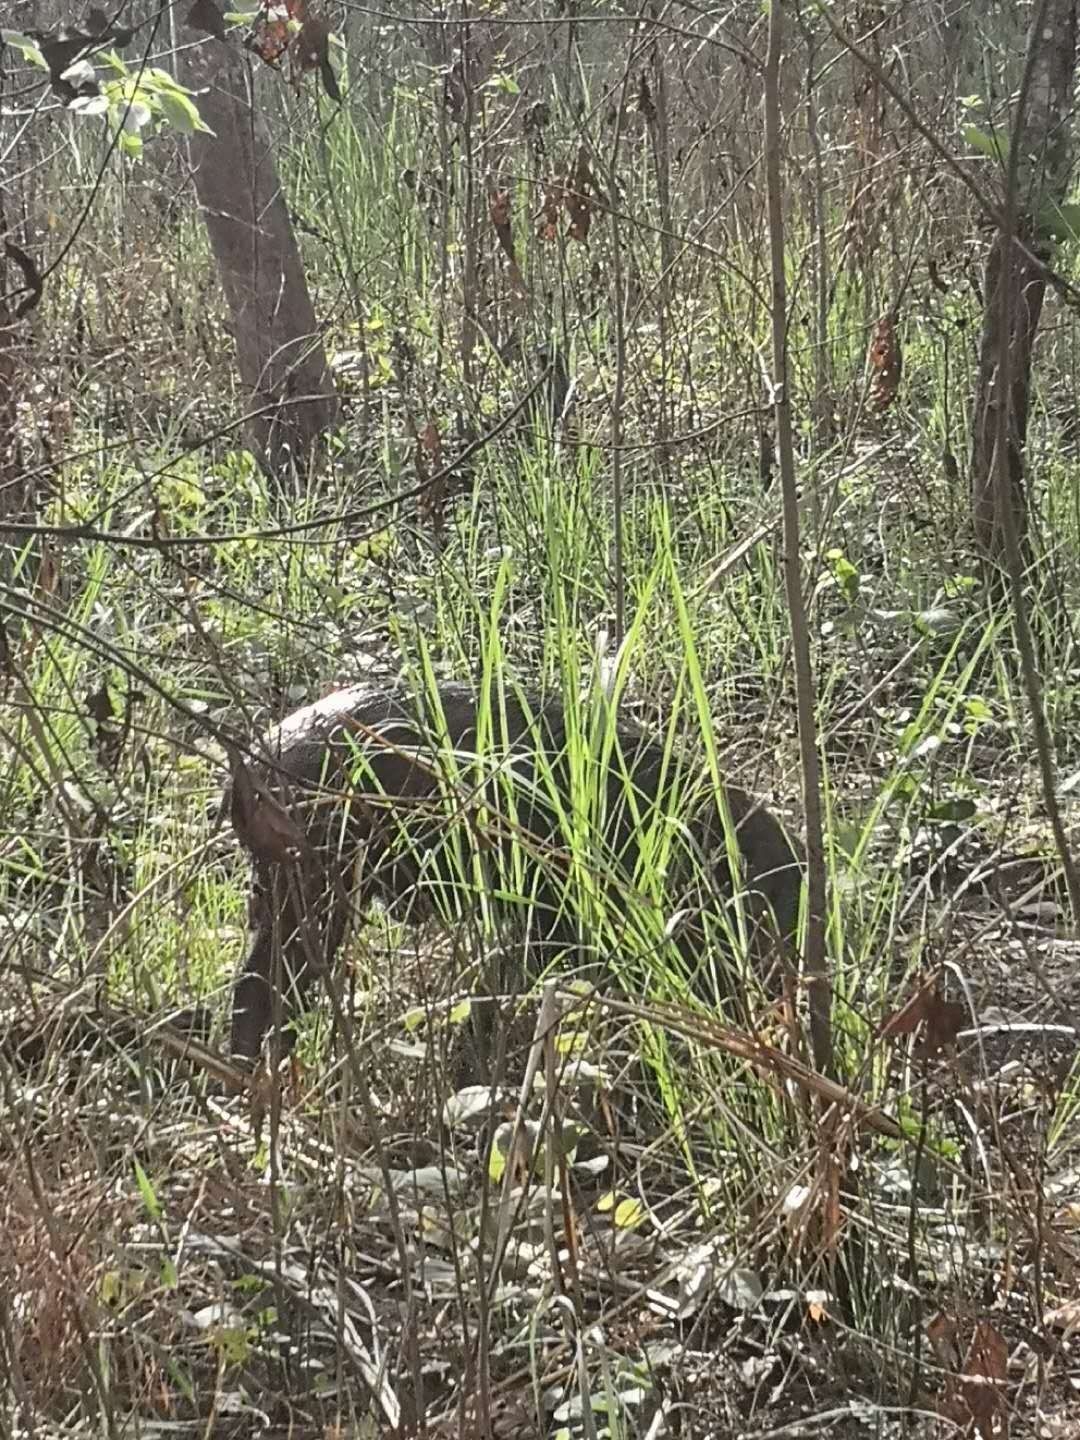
[228, 680, 803, 1059]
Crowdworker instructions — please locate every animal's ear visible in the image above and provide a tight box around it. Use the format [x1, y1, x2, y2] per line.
[227, 745, 306, 864]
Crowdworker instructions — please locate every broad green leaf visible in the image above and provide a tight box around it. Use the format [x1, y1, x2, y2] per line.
[158, 88, 207, 135]
[1, 31, 48, 68]
[209, 1325, 252, 1366]
[448, 997, 472, 1026]
[1037, 201, 1080, 244]
[926, 797, 977, 823]
[613, 1197, 646, 1230]
[962, 124, 1008, 165]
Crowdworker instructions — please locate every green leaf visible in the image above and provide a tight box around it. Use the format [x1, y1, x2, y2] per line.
[613, 1197, 646, 1230]
[166, 1356, 195, 1403]
[1, 31, 48, 68]
[351, 527, 393, 561]
[145, 66, 194, 94]
[158, 87, 208, 135]
[133, 1157, 161, 1220]
[487, 1138, 507, 1183]
[832, 820, 865, 859]
[926, 797, 977, 823]
[892, 773, 920, 801]
[962, 124, 1008, 165]
[1036, 200, 1080, 244]
[209, 1324, 252, 1366]
[825, 548, 859, 604]
[487, 1120, 539, 1183]
[100, 1269, 123, 1305]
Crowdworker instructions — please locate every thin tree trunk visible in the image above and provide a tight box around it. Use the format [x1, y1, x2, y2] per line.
[181, 30, 338, 483]
[980, 0, 1080, 935]
[969, 0, 1076, 558]
[970, 233, 1045, 557]
[763, 0, 831, 1079]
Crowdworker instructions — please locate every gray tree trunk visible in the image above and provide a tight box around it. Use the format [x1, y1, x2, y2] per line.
[969, 0, 1077, 559]
[180, 30, 338, 482]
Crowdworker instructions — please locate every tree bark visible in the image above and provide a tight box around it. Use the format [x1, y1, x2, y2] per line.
[181, 31, 338, 482]
[969, 232, 1045, 557]
[969, 0, 1077, 559]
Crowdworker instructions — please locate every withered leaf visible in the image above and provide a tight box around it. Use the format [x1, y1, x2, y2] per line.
[416, 420, 446, 535]
[879, 971, 966, 1056]
[293, 11, 339, 101]
[229, 749, 307, 863]
[961, 1320, 1008, 1440]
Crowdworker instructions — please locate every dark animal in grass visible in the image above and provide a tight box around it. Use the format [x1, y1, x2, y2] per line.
[227, 682, 803, 1062]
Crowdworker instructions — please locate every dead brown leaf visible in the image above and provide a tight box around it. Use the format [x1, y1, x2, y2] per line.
[291, 12, 340, 100]
[879, 971, 966, 1055]
[228, 749, 307, 864]
[930, 1313, 1010, 1439]
[489, 190, 526, 298]
[416, 418, 446, 534]
[247, 0, 300, 67]
[961, 1320, 1009, 1439]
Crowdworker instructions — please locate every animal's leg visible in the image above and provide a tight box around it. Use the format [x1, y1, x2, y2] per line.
[230, 858, 350, 1061]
